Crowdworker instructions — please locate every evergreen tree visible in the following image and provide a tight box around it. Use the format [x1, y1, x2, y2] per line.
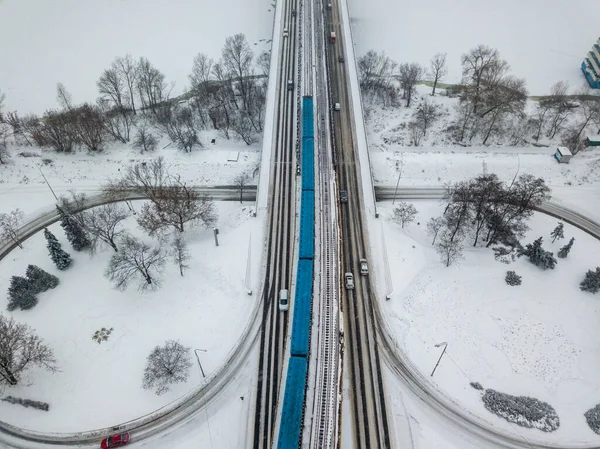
[25, 265, 59, 293]
[44, 228, 72, 270]
[557, 237, 575, 259]
[7, 276, 38, 311]
[518, 237, 557, 270]
[580, 267, 600, 294]
[550, 222, 564, 243]
[57, 206, 90, 251]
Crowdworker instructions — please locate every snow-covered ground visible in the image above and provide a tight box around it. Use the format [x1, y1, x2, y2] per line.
[0, 200, 263, 432]
[0, 130, 260, 218]
[0, 0, 275, 114]
[372, 200, 600, 443]
[347, 0, 598, 96]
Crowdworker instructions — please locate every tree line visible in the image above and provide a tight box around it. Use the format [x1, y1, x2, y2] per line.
[357, 45, 600, 150]
[0, 33, 269, 161]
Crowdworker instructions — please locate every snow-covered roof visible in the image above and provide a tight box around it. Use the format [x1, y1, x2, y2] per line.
[557, 146, 572, 156]
[587, 135, 600, 143]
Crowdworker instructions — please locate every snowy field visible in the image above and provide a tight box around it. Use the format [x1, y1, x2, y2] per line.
[0, 201, 263, 432]
[0, 130, 261, 219]
[372, 200, 600, 443]
[0, 0, 275, 114]
[347, 0, 598, 95]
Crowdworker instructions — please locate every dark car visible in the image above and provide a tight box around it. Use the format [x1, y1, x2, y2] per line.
[339, 56, 345, 63]
[340, 189, 348, 203]
[101, 432, 130, 449]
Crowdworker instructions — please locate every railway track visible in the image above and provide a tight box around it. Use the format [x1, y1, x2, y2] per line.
[251, 0, 299, 446]
[305, 0, 341, 446]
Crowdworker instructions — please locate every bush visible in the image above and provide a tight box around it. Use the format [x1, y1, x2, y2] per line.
[470, 382, 484, 391]
[518, 237, 556, 270]
[493, 246, 515, 264]
[580, 267, 600, 294]
[1, 396, 49, 411]
[584, 404, 600, 435]
[505, 271, 522, 286]
[481, 389, 559, 432]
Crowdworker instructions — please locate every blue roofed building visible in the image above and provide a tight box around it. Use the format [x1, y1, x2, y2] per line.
[582, 37, 600, 89]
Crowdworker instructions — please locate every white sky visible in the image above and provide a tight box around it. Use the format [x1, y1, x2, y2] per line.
[0, 0, 274, 114]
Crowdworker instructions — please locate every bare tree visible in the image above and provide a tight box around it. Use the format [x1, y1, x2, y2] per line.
[230, 110, 256, 145]
[137, 57, 167, 113]
[561, 88, 600, 153]
[546, 81, 576, 139]
[0, 315, 57, 385]
[172, 235, 190, 276]
[105, 234, 167, 290]
[393, 202, 418, 228]
[56, 82, 74, 111]
[0, 209, 24, 249]
[436, 234, 464, 267]
[413, 99, 440, 138]
[74, 104, 107, 151]
[80, 203, 129, 252]
[408, 121, 425, 146]
[97, 67, 125, 110]
[155, 104, 200, 152]
[256, 50, 271, 77]
[357, 50, 398, 106]
[102, 106, 135, 143]
[1, 111, 33, 146]
[221, 33, 253, 111]
[0, 89, 5, 115]
[478, 76, 528, 145]
[429, 52, 447, 96]
[136, 179, 217, 235]
[105, 157, 168, 200]
[427, 216, 445, 245]
[233, 172, 250, 203]
[397, 63, 424, 107]
[461, 45, 508, 113]
[33, 109, 78, 152]
[114, 54, 139, 114]
[132, 121, 158, 153]
[142, 340, 192, 395]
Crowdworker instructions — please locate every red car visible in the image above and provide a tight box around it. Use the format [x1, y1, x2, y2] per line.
[101, 432, 130, 448]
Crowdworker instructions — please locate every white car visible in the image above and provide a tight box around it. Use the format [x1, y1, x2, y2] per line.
[359, 259, 368, 275]
[344, 272, 354, 290]
[278, 289, 289, 311]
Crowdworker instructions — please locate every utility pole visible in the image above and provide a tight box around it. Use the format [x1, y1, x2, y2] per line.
[430, 342, 448, 377]
[213, 228, 219, 247]
[392, 154, 404, 205]
[194, 349, 207, 378]
[38, 166, 58, 201]
[381, 224, 393, 300]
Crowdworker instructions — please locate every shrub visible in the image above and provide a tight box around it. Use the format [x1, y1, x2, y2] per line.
[482, 389, 559, 432]
[505, 271, 522, 286]
[1, 396, 49, 411]
[580, 267, 600, 294]
[584, 404, 600, 435]
[470, 382, 484, 391]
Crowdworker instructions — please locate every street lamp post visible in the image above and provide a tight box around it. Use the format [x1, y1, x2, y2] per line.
[392, 155, 404, 205]
[213, 228, 219, 247]
[194, 349, 207, 378]
[430, 342, 448, 377]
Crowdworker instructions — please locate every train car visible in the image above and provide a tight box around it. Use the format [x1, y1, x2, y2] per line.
[301, 137, 315, 192]
[290, 258, 314, 357]
[298, 190, 315, 260]
[276, 355, 308, 449]
[302, 97, 314, 139]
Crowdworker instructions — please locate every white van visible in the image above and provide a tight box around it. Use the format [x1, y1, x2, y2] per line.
[344, 273, 354, 290]
[279, 289, 289, 311]
[334, 102, 341, 111]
